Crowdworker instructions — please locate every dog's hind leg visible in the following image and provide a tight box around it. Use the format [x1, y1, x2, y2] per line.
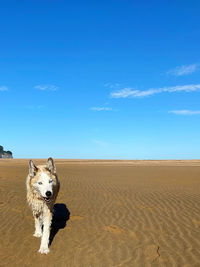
[38, 208, 52, 254]
[33, 213, 42, 238]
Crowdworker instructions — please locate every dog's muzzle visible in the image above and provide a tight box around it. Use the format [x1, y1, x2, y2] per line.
[44, 191, 52, 203]
[44, 197, 52, 203]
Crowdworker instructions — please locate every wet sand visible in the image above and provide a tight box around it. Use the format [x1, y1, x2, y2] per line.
[1, 159, 200, 266]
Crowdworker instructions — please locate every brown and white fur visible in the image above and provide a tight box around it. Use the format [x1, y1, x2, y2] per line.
[26, 158, 60, 254]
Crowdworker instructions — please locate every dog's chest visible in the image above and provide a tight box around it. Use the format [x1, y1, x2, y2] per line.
[31, 199, 44, 214]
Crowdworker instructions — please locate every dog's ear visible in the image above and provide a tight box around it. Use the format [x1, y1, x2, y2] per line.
[29, 160, 38, 178]
[47, 157, 56, 174]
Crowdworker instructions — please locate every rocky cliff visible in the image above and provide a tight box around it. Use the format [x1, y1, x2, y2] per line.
[0, 146, 13, 158]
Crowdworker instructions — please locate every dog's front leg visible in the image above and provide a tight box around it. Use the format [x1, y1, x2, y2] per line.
[38, 208, 52, 254]
[33, 214, 42, 237]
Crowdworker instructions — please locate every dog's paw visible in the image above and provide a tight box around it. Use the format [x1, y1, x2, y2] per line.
[38, 246, 50, 254]
[33, 232, 42, 238]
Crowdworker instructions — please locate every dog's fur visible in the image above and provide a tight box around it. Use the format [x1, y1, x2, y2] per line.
[26, 158, 60, 254]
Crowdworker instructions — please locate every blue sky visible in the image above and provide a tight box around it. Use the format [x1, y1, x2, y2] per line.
[0, 0, 200, 159]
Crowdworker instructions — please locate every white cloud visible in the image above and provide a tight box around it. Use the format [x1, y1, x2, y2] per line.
[110, 84, 200, 98]
[0, 86, 8, 91]
[104, 82, 120, 89]
[35, 85, 58, 91]
[90, 107, 112, 111]
[167, 64, 198, 76]
[169, 110, 200, 115]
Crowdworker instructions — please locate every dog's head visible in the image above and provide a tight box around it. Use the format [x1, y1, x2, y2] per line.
[29, 158, 57, 203]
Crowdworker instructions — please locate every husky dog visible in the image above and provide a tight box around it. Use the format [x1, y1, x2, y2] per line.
[26, 158, 60, 254]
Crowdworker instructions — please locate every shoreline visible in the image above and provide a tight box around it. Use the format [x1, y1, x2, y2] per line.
[0, 158, 200, 166]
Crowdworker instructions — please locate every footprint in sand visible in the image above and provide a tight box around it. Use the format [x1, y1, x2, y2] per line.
[11, 208, 22, 213]
[192, 219, 200, 227]
[104, 225, 123, 235]
[70, 215, 85, 221]
[145, 244, 160, 262]
[137, 205, 154, 211]
[116, 201, 124, 207]
[129, 230, 139, 241]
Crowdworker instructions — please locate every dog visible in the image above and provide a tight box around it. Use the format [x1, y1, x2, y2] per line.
[26, 158, 60, 254]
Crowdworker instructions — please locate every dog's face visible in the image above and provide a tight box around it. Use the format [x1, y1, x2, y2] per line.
[29, 158, 57, 203]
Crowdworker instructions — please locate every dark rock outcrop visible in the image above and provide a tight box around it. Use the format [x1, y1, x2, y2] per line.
[0, 146, 13, 158]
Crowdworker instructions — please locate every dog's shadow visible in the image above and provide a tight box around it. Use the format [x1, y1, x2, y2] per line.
[49, 203, 70, 246]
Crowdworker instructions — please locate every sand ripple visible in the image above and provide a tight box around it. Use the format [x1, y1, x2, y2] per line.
[1, 161, 200, 266]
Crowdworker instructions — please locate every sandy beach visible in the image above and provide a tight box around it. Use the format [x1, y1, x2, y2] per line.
[1, 159, 200, 266]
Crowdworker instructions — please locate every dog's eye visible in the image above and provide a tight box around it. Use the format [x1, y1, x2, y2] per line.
[38, 182, 43, 185]
[49, 180, 53, 183]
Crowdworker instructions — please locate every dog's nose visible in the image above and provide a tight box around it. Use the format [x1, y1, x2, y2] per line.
[46, 191, 52, 197]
